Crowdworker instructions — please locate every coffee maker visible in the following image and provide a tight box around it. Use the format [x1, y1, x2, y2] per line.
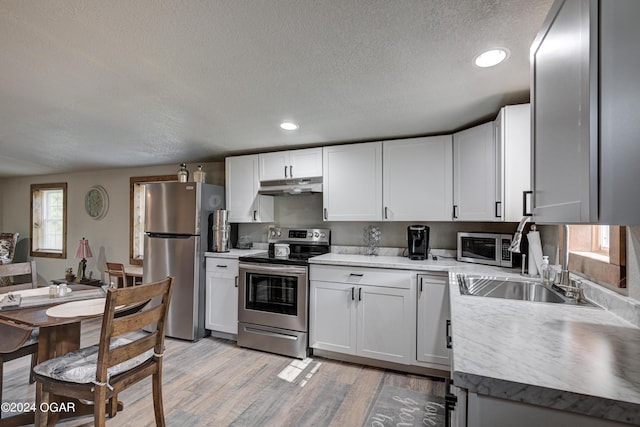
[407, 225, 430, 260]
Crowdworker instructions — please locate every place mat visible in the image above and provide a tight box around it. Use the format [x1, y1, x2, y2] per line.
[14, 288, 106, 310]
[46, 298, 107, 318]
[364, 384, 445, 427]
[14, 287, 67, 298]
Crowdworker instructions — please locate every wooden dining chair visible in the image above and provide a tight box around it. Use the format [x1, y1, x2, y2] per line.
[0, 261, 39, 412]
[33, 276, 174, 427]
[106, 262, 128, 288]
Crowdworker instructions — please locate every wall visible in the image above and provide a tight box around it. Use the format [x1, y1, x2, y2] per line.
[0, 162, 224, 285]
[239, 194, 521, 249]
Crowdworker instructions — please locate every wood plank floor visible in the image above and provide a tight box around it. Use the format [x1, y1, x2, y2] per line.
[2, 319, 446, 426]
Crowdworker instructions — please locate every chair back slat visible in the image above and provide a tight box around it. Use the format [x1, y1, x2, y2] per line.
[112, 304, 163, 335]
[107, 333, 158, 368]
[0, 261, 37, 293]
[95, 276, 173, 383]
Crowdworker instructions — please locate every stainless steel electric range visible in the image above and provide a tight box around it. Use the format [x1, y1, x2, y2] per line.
[237, 226, 330, 359]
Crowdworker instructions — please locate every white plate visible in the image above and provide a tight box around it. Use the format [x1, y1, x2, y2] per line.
[46, 298, 106, 318]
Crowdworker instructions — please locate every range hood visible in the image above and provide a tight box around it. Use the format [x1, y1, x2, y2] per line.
[258, 176, 322, 196]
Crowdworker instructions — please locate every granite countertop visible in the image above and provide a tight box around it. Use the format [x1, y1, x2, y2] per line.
[309, 252, 640, 425]
[449, 271, 640, 425]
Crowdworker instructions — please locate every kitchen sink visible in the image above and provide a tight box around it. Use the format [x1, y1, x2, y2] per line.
[458, 275, 598, 306]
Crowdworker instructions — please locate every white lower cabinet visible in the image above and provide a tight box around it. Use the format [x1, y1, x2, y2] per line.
[205, 257, 239, 335]
[467, 392, 628, 427]
[309, 265, 414, 365]
[416, 272, 451, 369]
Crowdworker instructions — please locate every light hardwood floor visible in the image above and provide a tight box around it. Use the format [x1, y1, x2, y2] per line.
[2, 319, 446, 426]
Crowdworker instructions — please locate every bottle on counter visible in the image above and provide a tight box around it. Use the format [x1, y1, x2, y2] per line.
[541, 255, 550, 285]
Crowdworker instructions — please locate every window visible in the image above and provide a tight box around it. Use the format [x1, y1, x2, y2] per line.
[30, 183, 67, 258]
[565, 225, 626, 289]
[129, 175, 176, 265]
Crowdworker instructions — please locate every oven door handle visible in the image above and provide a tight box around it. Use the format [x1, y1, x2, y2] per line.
[239, 264, 307, 275]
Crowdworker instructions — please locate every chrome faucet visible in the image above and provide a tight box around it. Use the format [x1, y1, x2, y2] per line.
[552, 224, 584, 301]
[508, 216, 531, 253]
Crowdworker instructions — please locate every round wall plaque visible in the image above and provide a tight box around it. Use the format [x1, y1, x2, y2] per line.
[84, 185, 109, 220]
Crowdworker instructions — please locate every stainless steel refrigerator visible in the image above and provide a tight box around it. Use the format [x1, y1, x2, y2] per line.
[143, 181, 224, 341]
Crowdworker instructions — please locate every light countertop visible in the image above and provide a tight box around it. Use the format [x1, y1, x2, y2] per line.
[204, 248, 266, 259]
[309, 252, 640, 425]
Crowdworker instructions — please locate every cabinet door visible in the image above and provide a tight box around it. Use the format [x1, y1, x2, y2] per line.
[323, 142, 383, 221]
[259, 151, 290, 181]
[225, 155, 274, 223]
[531, 0, 596, 223]
[453, 122, 497, 221]
[383, 136, 453, 221]
[205, 274, 239, 334]
[358, 285, 413, 364]
[498, 104, 532, 222]
[289, 147, 323, 179]
[309, 281, 357, 355]
[416, 273, 450, 367]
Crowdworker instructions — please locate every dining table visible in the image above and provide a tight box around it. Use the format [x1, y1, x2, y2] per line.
[0, 284, 112, 427]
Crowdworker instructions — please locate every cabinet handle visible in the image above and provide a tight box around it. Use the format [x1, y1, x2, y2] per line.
[420, 280, 423, 294]
[351, 286, 355, 301]
[349, 273, 364, 277]
[452, 205, 458, 219]
[446, 319, 453, 349]
[323, 208, 328, 220]
[216, 265, 228, 268]
[235, 276, 239, 288]
[384, 206, 388, 219]
[495, 201, 502, 218]
[284, 165, 288, 178]
[523, 190, 533, 216]
[289, 165, 293, 177]
[253, 210, 257, 221]
[358, 287, 362, 301]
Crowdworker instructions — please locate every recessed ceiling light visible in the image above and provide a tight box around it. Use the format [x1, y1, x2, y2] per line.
[474, 48, 509, 68]
[280, 122, 299, 131]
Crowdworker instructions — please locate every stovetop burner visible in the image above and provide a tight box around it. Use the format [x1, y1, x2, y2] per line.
[239, 226, 330, 266]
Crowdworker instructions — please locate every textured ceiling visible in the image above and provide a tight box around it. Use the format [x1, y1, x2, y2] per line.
[0, 0, 553, 178]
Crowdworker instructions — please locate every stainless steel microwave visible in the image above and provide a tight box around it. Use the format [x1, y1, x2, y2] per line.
[457, 232, 513, 267]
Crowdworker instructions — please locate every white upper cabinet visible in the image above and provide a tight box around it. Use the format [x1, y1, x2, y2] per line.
[497, 103, 532, 222]
[383, 136, 453, 221]
[225, 154, 274, 223]
[531, 0, 640, 225]
[453, 122, 497, 221]
[259, 147, 323, 181]
[322, 142, 383, 221]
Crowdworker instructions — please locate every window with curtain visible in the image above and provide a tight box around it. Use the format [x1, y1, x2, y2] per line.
[129, 175, 176, 265]
[30, 183, 67, 258]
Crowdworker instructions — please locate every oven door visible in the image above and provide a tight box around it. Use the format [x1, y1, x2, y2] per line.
[238, 263, 308, 332]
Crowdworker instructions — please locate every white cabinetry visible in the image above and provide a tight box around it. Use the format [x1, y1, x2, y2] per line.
[416, 272, 450, 369]
[453, 104, 531, 222]
[383, 136, 453, 221]
[322, 142, 383, 221]
[467, 392, 627, 427]
[225, 154, 274, 223]
[453, 122, 497, 221]
[205, 257, 239, 335]
[309, 265, 414, 364]
[531, 0, 640, 224]
[259, 147, 323, 181]
[496, 104, 532, 221]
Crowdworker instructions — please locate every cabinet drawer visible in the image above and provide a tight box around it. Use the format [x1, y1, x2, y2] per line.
[310, 265, 412, 289]
[206, 258, 239, 276]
